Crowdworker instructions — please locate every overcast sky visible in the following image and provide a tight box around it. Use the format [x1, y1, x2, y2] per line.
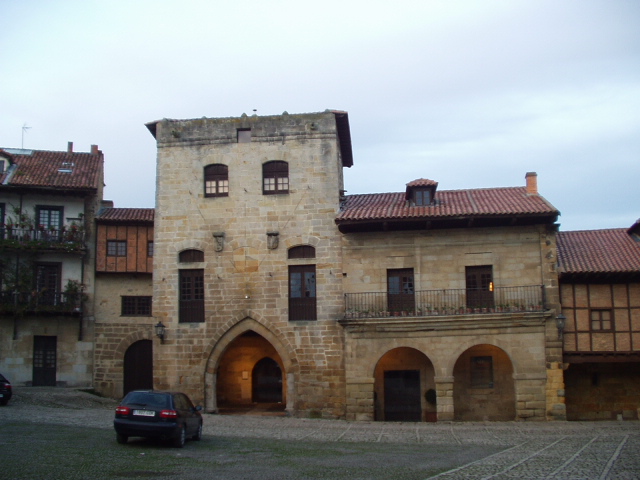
[1, 0, 638, 231]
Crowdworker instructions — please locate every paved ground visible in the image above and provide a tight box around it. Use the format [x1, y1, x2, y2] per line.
[1, 388, 639, 479]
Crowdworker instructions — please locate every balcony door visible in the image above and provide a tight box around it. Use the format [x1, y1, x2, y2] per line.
[35, 263, 61, 306]
[466, 266, 494, 309]
[33, 336, 57, 386]
[387, 269, 415, 314]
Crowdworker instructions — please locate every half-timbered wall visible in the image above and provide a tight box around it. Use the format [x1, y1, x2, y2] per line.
[96, 224, 154, 273]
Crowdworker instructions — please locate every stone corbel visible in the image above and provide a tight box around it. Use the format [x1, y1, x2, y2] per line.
[213, 232, 225, 252]
[267, 231, 279, 250]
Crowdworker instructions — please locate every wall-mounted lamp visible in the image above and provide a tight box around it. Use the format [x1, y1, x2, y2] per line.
[155, 321, 166, 344]
[555, 314, 566, 340]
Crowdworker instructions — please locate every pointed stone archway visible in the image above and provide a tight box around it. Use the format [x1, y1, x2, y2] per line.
[453, 344, 516, 421]
[203, 317, 296, 415]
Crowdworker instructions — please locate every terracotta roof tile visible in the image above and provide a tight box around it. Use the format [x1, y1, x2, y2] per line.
[0, 148, 102, 191]
[96, 208, 154, 223]
[406, 178, 438, 188]
[337, 187, 558, 222]
[557, 229, 640, 275]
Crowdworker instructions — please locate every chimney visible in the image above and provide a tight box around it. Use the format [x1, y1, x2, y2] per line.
[91, 144, 99, 155]
[525, 172, 538, 195]
[67, 141, 73, 153]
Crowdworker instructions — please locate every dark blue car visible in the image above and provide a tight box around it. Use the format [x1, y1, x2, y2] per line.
[0, 373, 12, 406]
[114, 390, 203, 448]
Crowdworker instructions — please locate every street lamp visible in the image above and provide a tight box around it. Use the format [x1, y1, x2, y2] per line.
[154, 321, 166, 344]
[555, 314, 566, 340]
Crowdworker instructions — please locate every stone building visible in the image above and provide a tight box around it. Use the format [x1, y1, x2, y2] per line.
[0, 144, 103, 387]
[557, 220, 640, 420]
[125, 110, 566, 421]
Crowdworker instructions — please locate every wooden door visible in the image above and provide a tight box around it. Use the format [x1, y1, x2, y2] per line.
[387, 269, 415, 314]
[466, 266, 494, 309]
[252, 357, 283, 403]
[33, 336, 57, 386]
[123, 340, 153, 395]
[384, 370, 421, 421]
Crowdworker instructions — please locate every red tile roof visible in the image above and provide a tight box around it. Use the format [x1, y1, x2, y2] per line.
[96, 208, 154, 223]
[557, 229, 640, 275]
[0, 148, 102, 192]
[337, 187, 559, 223]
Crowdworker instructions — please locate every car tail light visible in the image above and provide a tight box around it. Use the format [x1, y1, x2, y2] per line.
[160, 409, 178, 418]
[115, 406, 130, 415]
[5, 383, 10, 390]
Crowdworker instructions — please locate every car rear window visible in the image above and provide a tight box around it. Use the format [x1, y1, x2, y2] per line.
[123, 392, 171, 409]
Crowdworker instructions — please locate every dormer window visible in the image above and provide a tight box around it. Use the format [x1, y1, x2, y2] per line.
[405, 178, 438, 207]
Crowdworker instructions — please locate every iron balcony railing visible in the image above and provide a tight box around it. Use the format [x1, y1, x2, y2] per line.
[0, 226, 85, 250]
[344, 285, 545, 319]
[0, 291, 83, 315]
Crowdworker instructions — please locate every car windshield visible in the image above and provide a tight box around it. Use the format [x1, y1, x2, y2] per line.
[0, 374, 7, 382]
[123, 392, 170, 409]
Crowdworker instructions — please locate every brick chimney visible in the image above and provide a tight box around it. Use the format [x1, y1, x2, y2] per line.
[67, 141, 73, 153]
[525, 172, 538, 195]
[91, 144, 99, 155]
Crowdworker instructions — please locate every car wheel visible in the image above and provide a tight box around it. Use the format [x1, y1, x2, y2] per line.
[193, 422, 203, 441]
[173, 425, 186, 448]
[0, 400, 8, 406]
[116, 433, 128, 444]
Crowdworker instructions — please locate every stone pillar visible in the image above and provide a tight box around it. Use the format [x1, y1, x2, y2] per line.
[205, 372, 217, 413]
[435, 376, 454, 421]
[345, 377, 374, 421]
[514, 373, 547, 420]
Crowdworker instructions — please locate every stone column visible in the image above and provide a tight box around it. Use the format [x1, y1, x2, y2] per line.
[514, 372, 547, 420]
[435, 376, 454, 421]
[345, 377, 375, 421]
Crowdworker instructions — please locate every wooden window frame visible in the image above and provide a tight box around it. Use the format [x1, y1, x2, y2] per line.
[263, 161, 289, 195]
[387, 268, 415, 313]
[147, 241, 154, 257]
[179, 249, 204, 263]
[288, 264, 316, 321]
[179, 269, 205, 323]
[288, 245, 315, 259]
[204, 164, 229, 198]
[121, 296, 152, 316]
[590, 309, 613, 332]
[107, 240, 127, 257]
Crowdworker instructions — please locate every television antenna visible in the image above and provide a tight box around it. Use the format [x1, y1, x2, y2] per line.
[21, 123, 31, 148]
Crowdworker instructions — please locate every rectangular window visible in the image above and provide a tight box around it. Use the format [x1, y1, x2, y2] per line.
[107, 240, 127, 257]
[35, 263, 61, 306]
[470, 356, 493, 388]
[121, 296, 152, 316]
[179, 269, 204, 323]
[288, 265, 316, 320]
[387, 268, 415, 313]
[414, 189, 431, 206]
[204, 164, 229, 197]
[466, 265, 494, 309]
[590, 309, 613, 331]
[147, 241, 154, 257]
[263, 161, 289, 195]
[237, 128, 251, 143]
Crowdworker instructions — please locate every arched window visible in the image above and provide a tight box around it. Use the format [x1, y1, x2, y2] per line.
[288, 245, 315, 259]
[263, 161, 289, 195]
[179, 249, 204, 263]
[204, 164, 229, 197]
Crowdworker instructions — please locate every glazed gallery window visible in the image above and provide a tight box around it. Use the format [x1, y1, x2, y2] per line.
[36, 206, 63, 230]
[179, 269, 204, 323]
[204, 164, 229, 197]
[107, 240, 127, 257]
[121, 296, 152, 316]
[288, 265, 316, 321]
[263, 161, 289, 195]
[590, 309, 613, 331]
[470, 356, 493, 388]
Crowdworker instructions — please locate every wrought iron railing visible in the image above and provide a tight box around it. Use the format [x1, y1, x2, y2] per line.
[0, 226, 85, 250]
[344, 285, 545, 319]
[0, 291, 83, 315]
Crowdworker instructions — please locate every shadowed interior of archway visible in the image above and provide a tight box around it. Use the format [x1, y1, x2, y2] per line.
[216, 330, 286, 416]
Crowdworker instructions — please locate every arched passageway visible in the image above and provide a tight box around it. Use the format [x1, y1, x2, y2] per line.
[453, 344, 515, 421]
[374, 347, 436, 422]
[216, 330, 286, 414]
[123, 340, 153, 395]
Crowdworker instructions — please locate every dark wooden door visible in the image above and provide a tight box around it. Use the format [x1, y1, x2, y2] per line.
[36, 263, 61, 306]
[252, 357, 283, 403]
[387, 269, 415, 314]
[179, 269, 204, 323]
[123, 340, 153, 395]
[384, 370, 421, 421]
[466, 266, 494, 309]
[33, 336, 57, 386]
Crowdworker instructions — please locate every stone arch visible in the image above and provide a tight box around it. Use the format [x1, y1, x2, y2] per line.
[284, 235, 321, 250]
[373, 347, 436, 422]
[203, 314, 298, 414]
[442, 336, 519, 378]
[452, 344, 516, 421]
[111, 328, 155, 398]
